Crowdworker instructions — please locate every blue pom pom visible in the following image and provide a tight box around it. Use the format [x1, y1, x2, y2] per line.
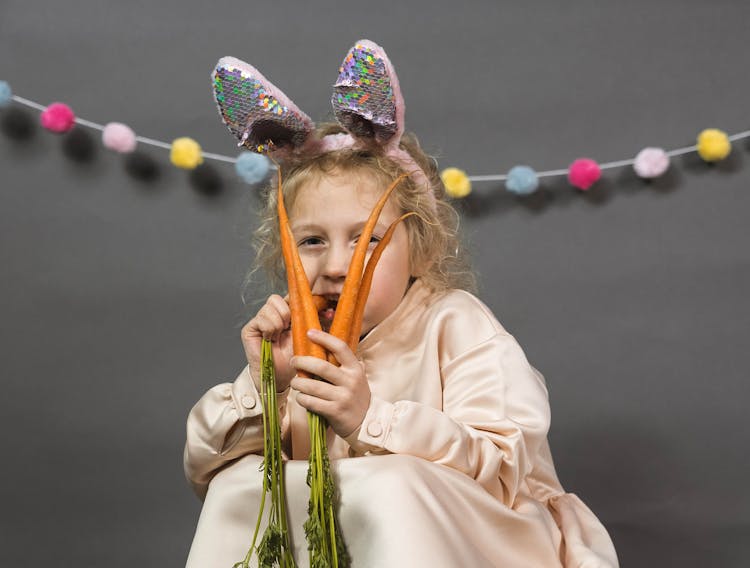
[505, 165, 539, 195]
[0, 81, 12, 107]
[235, 152, 270, 184]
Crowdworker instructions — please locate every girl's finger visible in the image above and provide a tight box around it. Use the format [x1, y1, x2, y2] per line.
[306, 329, 360, 367]
[291, 376, 337, 400]
[295, 392, 336, 417]
[268, 301, 291, 337]
[268, 294, 291, 319]
[255, 312, 284, 338]
[291, 355, 346, 385]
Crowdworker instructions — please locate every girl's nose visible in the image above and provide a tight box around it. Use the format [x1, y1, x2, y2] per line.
[322, 245, 351, 279]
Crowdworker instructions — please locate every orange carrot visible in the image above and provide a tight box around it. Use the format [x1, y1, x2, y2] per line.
[347, 212, 416, 349]
[276, 166, 326, 371]
[312, 295, 328, 311]
[328, 173, 409, 342]
[285, 224, 326, 361]
[276, 168, 308, 360]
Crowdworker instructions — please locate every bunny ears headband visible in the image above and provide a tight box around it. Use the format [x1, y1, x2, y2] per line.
[211, 39, 431, 196]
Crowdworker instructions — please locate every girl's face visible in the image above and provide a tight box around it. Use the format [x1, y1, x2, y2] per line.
[289, 169, 412, 337]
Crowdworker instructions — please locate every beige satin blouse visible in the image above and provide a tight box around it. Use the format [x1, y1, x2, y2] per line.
[184, 279, 619, 567]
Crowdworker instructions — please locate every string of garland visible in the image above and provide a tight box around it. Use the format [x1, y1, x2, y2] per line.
[2, 81, 749, 198]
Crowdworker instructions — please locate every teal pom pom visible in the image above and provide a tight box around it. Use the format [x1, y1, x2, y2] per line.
[505, 165, 539, 195]
[0, 81, 12, 107]
[235, 152, 270, 184]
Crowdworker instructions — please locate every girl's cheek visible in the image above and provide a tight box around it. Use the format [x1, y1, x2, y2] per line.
[300, 258, 318, 281]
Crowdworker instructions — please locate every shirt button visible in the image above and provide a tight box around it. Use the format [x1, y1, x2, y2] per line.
[366, 421, 383, 437]
[241, 395, 257, 409]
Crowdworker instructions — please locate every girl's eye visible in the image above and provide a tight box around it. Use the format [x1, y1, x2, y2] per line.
[354, 235, 381, 245]
[299, 237, 324, 247]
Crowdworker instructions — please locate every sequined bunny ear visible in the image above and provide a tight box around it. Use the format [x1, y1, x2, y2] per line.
[332, 39, 406, 150]
[212, 56, 315, 155]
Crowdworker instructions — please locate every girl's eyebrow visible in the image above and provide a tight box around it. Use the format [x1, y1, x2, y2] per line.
[291, 221, 388, 234]
[290, 222, 327, 233]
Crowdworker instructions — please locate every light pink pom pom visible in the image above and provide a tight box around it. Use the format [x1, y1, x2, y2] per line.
[102, 122, 137, 153]
[633, 147, 669, 178]
[40, 102, 76, 133]
[568, 158, 601, 190]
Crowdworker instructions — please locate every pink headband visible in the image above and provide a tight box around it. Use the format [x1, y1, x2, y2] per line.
[211, 39, 433, 207]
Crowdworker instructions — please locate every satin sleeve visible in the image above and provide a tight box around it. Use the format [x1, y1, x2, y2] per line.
[345, 333, 550, 507]
[183, 365, 290, 499]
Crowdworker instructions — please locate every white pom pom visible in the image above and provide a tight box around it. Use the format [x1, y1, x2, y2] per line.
[633, 147, 669, 179]
[102, 122, 137, 153]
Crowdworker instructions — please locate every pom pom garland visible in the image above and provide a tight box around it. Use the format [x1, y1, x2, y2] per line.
[440, 167, 472, 198]
[633, 147, 670, 178]
[170, 137, 203, 169]
[6, 92, 750, 198]
[235, 151, 270, 184]
[40, 102, 76, 133]
[0, 80, 12, 107]
[506, 165, 539, 195]
[568, 158, 601, 190]
[102, 122, 137, 153]
[697, 128, 731, 162]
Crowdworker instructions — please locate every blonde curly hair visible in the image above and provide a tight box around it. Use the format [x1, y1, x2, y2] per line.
[242, 123, 476, 304]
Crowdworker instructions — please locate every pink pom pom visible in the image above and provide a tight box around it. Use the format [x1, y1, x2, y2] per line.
[633, 147, 670, 179]
[568, 158, 601, 190]
[40, 102, 76, 133]
[102, 122, 137, 153]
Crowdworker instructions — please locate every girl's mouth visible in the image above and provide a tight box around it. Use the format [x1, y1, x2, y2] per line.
[317, 296, 339, 331]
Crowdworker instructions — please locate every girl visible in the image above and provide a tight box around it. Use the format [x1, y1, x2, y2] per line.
[185, 41, 619, 567]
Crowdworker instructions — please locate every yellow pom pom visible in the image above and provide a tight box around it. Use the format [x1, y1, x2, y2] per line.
[440, 167, 471, 198]
[696, 128, 731, 162]
[170, 137, 204, 169]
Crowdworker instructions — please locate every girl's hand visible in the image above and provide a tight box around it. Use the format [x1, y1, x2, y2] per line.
[291, 329, 371, 439]
[241, 294, 295, 392]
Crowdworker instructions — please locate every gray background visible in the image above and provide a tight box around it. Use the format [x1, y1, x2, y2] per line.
[1, 0, 749, 566]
